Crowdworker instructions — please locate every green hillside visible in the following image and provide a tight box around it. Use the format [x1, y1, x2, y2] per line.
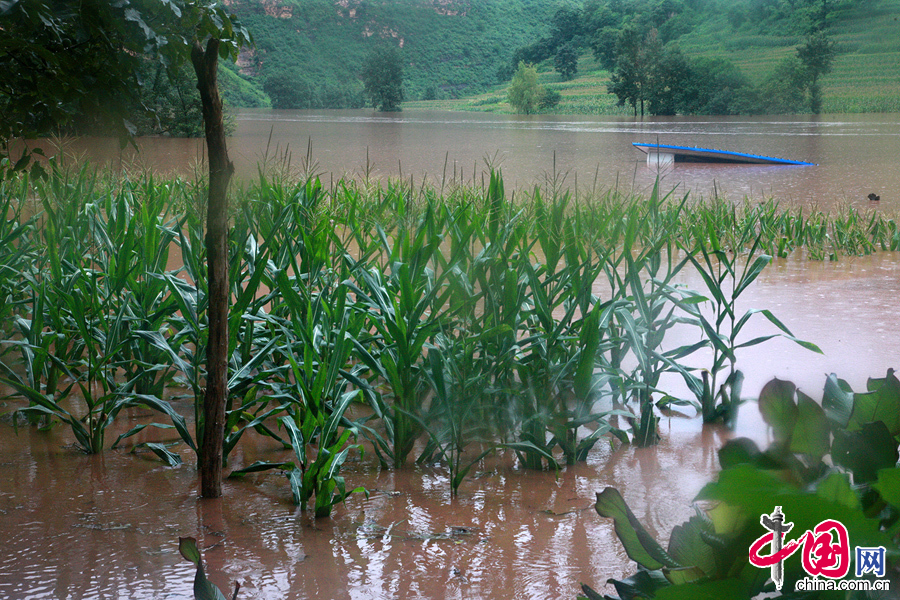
[221, 0, 557, 109]
[409, 0, 900, 114]
[221, 0, 900, 114]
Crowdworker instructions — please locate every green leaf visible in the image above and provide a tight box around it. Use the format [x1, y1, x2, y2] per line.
[822, 373, 854, 428]
[873, 467, 900, 509]
[717, 438, 762, 470]
[848, 369, 900, 435]
[757, 378, 797, 445]
[816, 471, 860, 511]
[663, 566, 707, 586]
[788, 391, 829, 460]
[140, 442, 182, 467]
[228, 461, 293, 477]
[179, 537, 201, 565]
[666, 512, 717, 578]
[594, 487, 681, 571]
[832, 421, 899, 483]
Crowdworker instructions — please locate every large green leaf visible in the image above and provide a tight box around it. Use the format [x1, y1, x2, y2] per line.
[815, 471, 860, 511]
[788, 391, 829, 460]
[757, 378, 798, 445]
[832, 421, 899, 484]
[666, 511, 717, 578]
[873, 467, 900, 510]
[848, 369, 900, 435]
[822, 373, 854, 428]
[594, 487, 681, 571]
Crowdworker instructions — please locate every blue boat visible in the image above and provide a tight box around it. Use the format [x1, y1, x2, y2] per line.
[633, 142, 816, 166]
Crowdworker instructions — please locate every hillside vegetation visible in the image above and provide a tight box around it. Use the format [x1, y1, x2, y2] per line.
[221, 0, 556, 109]
[220, 0, 900, 115]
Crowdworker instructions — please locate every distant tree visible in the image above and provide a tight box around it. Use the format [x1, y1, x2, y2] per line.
[540, 87, 562, 110]
[509, 38, 555, 76]
[507, 4, 583, 82]
[508, 62, 545, 114]
[645, 44, 690, 115]
[555, 43, 579, 81]
[550, 5, 584, 47]
[590, 26, 620, 71]
[264, 68, 318, 109]
[759, 56, 809, 113]
[797, 31, 837, 113]
[678, 57, 752, 115]
[608, 27, 659, 116]
[362, 45, 404, 111]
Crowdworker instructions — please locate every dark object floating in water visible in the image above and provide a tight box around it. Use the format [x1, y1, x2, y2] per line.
[633, 143, 817, 166]
[868, 193, 881, 202]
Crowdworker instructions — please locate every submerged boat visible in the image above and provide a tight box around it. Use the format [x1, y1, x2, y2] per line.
[633, 142, 816, 166]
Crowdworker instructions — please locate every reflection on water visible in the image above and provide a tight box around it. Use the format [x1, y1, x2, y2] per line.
[1, 251, 896, 598]
[0, 410, 742, 600]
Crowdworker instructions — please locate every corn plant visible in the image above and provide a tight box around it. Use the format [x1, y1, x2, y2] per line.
[346, 208, 453, 468]
[230, 284, 367, 517]
[416, 329, 497, 495]
[674, 220, 822, 424]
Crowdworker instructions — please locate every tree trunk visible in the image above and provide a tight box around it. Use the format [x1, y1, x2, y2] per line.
[191, 38, 233, 499]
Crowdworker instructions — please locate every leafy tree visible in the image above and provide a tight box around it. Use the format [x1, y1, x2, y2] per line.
[0, 0, 251, 498]
[540, 87, 562, 110]
[797, 30, 837, 113]
[554, 43, 579, 81]
[678, 57, 752, 115]
[590, 26, 621, 71]
[508, 4, 583, 81]
[507, 61, 545, 114]
[134, 63, 206, 137]
[509, 38, 556, 76]
[550, 5, 584, 47]
[645, 44, 691, 115]
[264, 68, 315, 109]
[608, 26, 659, 116]
[362, 45, 404, 112]
[758, 55, 809, 113]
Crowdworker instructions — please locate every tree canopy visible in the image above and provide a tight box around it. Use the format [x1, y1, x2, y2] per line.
[361, 45, 404, 112]
[1, 0, 251, 500]
[507, 61, 545, 114]
[0, 0, 249, 173]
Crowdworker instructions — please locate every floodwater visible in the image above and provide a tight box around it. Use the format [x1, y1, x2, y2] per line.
[0, 399, 759, 600]
[0, 253, 896, 599]
[62, 109, 900, 211]
[3, 110, 899, 598]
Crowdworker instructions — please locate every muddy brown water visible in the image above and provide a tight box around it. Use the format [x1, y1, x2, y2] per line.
[44, 110, 900, 212]
[0, 401, 757, 600]
[1, 253, 897, 599]
[4, 110, 899, 598]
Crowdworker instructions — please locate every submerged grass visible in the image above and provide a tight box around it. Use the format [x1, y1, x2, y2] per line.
[0, 161, 896, 506]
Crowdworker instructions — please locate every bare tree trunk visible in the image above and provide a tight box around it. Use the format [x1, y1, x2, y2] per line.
[191, 38, 232, 499]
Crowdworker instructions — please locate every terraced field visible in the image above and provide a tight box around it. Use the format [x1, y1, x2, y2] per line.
[407, 0, 900, 115]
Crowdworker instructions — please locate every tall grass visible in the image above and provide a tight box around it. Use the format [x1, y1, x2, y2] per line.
[0, 162, 894, 504]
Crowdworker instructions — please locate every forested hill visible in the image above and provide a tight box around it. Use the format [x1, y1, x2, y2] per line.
[221, 0, 557, 109]
[219, 0, 899, 114]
